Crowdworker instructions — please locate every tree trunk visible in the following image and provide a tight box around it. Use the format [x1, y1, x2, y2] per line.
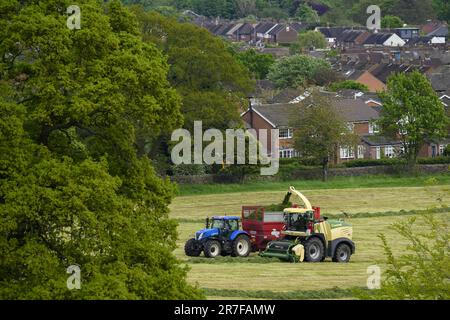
[322, 158, 328, 182]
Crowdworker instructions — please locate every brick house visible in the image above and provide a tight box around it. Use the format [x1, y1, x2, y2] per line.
[241, 98, 383, 162]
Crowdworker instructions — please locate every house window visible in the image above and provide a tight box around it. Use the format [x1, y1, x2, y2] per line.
[279, 148, 295, 158]
[279, 128, 293, 139]
[340, 147, 355, 159]
[357, 145, 365, 159]
[376, 146, 381, 159]
[346, 123, 355, 132]
[440, 144, 447, 156]
[368, 122, 379, 134]
[384, 145, 395, 158]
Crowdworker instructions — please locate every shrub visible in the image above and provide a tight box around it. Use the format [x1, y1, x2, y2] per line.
[343, 158, 406, 167]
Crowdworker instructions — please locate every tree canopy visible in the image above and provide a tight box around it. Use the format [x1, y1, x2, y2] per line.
[268, 55, 332, 89]
[378, 71, 448, 168]
[133, 9, 254, 131]
[292, 90, 358, 181]
[0, 0, 202, 299]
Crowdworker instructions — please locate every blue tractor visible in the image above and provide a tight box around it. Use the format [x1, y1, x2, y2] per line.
[184, 216, 252, 258]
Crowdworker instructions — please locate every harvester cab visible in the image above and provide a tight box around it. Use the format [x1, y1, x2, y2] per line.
[260, 187, 355, 263]
[184, 216, 252, 258]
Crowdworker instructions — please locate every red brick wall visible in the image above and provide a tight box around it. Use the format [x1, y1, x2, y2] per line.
[242, 110, 275, 154]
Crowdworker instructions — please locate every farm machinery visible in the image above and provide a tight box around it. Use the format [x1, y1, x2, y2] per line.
[260, 187, 355, 263]
[185, 186, 355, 262]
[184, 216, 252, 258]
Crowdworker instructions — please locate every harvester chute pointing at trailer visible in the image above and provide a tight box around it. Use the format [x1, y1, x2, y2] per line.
[185, 186, 355, 262]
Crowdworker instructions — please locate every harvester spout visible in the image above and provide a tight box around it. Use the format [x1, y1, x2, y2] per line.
[289, 186, 312, 211]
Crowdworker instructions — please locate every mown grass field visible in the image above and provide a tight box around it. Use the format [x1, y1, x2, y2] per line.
[170, 175, 450, 299]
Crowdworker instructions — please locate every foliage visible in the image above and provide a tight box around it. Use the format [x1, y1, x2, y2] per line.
[123, 0, 441, 25]
[236, 49, 275, 79]
[329, 80, 368, 92]
[292, 30, 327, 53]
[295, 4, 320, 23]
[0, 0, 202, 299]
[378, 71, 448, 168]
[292, 90, 359, 180]
[267, 55, 332, 89]
[381, 15, 405, 28]
[172, 164, 210, 175]
[343, 158, 406, 167]
[134, 9, 253, 131]
[355, 213, 450, 300]
[433, 0, 450, 22]
[444, 145, 450, 157]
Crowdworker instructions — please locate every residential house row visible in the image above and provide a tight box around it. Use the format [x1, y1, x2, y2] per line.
[241, 96, 449, 162]
[316, 22, 448, 49]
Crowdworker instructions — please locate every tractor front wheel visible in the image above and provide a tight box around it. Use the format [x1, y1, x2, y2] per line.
[304, 237, 324, 262]
[204, 240, 222, 258]
[332, 243, 351, 263]
[184, 238, 202, 257]
[232, 235, 251, 257]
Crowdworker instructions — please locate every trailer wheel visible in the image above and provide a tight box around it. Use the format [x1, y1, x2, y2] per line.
[304, 237, 324, 262]
[204, 240, 222, 258]
[232, 235, 251, 257]
[184, 238, 201, 257]
[332, 243, 351, 263]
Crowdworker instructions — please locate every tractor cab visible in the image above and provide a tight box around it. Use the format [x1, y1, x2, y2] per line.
[208, 216, 240, 234]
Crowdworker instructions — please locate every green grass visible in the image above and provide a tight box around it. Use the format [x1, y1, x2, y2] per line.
[202, 287, 362, 300]
[171, 175, 450, 300]
[176, 173, 450, 196]
[170, 185, 450, 220]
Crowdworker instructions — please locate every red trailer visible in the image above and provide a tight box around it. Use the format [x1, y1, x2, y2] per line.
[241, 206, 285, 251]
[241, 205, 321, 251]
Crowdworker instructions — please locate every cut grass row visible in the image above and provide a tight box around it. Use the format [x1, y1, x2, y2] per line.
[170, 185, 449, 220]
[176, 173, 450, 196]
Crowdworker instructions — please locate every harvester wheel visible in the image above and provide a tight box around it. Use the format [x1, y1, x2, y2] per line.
[184, 238, 202, 257]
[204, 240, 222, 258]
[232, 235, 251, 257]
[332, 243, 351, 263]
[304, 237, 324, 262]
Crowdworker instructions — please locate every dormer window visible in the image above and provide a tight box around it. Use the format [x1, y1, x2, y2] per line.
[369, 122, 379, 134]
[279, 128, 293, 139]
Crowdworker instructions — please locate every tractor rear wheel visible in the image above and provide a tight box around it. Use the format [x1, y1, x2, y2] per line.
[304, 237, 324, 262]
[232, 235, 251, 257]
[332, 243, 351, 263]
[184, 238, 202, 257]
[204, 240, 222, 258]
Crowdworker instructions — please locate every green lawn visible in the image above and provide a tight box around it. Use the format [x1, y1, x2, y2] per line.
[176, 173, 450, 196]
[170, 177, 450, 299]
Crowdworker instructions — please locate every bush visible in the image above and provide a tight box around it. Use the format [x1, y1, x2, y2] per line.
[343, 158, 406, 167]
[355, 213, 450, 300]
[417, 156, 450, 165]
[172, 164, 210, 176]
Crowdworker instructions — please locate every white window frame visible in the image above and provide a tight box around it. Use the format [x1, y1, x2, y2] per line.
[376, 146, 381, 159]
[279, 148, 295, 159]
[279, 128, 293, 139]
[369, 122, 379, 134]
[384, 145, 395, 158]
[346, 123, 355, 132]
[440, 144, 447, 156]
[340, 146, 355, 159]
[357, 145, 365, 159]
